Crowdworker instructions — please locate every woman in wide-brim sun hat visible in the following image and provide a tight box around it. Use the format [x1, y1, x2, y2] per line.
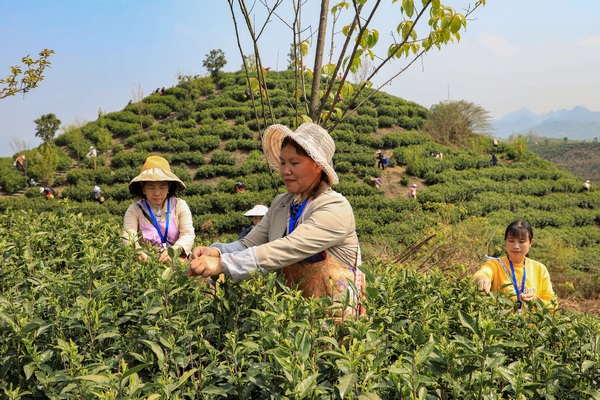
[122, 155, 195, 264]
[188, 123, 365, 318]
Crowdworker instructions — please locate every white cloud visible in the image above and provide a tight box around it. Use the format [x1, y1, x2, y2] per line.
[580, 36, 600, 48]
[478, 32, 519, 57]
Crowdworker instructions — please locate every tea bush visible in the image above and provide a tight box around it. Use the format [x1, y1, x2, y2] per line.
[2, 208, 599, 399]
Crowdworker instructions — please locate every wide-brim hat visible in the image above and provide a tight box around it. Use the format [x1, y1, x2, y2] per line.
[129, 156, 185, 196]
[263, 123, 339, 185]
[243, 204, 268, 217]
[411, 184, 417, 188]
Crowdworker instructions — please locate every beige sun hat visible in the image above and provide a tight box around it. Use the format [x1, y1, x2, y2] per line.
[129, 156, 185, 197]
[263, 123, 339, 185]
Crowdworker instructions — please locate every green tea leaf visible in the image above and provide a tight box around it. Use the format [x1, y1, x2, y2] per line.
[338, 373, 358, 398]
[140, 339, 165, 365]
[296, 373, 318, 399]
[458, 310, 480, 336]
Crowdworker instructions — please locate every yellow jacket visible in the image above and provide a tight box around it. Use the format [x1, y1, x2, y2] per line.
[473, 256, 556, 305]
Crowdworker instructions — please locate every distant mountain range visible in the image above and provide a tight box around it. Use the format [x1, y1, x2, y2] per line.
[492, 106, 600, 140]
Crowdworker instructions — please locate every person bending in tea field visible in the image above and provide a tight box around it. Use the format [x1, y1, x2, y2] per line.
[122, 156, 195, 264]
[473, 220, 556, 311]
[188, 123, 365, 317]
[238, 203, 268, 240]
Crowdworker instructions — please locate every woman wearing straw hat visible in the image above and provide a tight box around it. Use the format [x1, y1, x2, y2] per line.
[122, 156, 195, 263]
[188, 123, 364, 317]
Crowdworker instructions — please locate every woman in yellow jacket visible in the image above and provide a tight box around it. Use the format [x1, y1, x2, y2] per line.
[474, 220, 556, 310]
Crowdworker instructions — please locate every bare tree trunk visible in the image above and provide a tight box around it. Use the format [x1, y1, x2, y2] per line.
[308, 0, 329, 122]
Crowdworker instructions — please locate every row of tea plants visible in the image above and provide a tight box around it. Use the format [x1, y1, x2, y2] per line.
[1, 207, 599, 399]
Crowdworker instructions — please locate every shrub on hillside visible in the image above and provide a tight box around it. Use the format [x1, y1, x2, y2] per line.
[183, 135, 220, 153]
[105, 110, 154, 129]
[111, 151, 148, 168]
[113, 166, 138, 183]
[112, 143, 124, 154]
[66, 166, 112, 186]
[331, 129, 356, 144]
[134, 140, 170, 152]
[172, 166, 192, 184]
[344, 114, 378, 133]
[194, 165, 238, 179]
[397, 115, 425, 130]
[125, 132, 154, 147]
[0, 171, 27, 193]
[225, 139, 262, 151]
[102, 183, 131, 202]
[383, 131, 428, 147]
[169, 152, 205, 166]
[239, 158, 269, 178]
[334, 152, 376, 167]
[143, 94, 180, 112]
[377, 104, 399, 118]
[334, 161, 352, 174]
[144, 102, 173, 119]
[184, 196, 212, 215]
[354, 166, 384, 180]
[335, 181, 378, 196]
[377, 115, 395, 128]
[105, 119, 140, 137]
[210, 150, 237, 166]
[355, 133, 383, 148]
[358, 106, 378, 117]
[181, 182, 214, 196]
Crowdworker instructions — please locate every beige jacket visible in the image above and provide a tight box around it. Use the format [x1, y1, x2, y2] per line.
[122, 198, 195, 256]
[238, 184, 361, 272]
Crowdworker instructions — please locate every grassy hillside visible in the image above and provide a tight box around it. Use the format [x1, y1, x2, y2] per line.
[529, 138, 600, 184]
[1, 70, 600, 310]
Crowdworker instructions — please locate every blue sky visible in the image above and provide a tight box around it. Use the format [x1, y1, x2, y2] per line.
[1, 0, 599, 156]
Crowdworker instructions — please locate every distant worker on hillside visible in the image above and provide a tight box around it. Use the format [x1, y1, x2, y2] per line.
[14, 154, 26, 174]
[493, 138, 499, 147]
[490, 153, 498, 166]
[408, 184, 417, 199]
[369, 177, 383, 190]
[238, 203, 268, 240]
[93, 185, 105, 204]
[474, 220, 556, 311]
[87, 145, 98, 169]
[86, 146, 97, 158]
[122, 156, 195, 264]
[234, 182, 246, 194]
[583, 180, 591, 191]
[40, 187, 54, 200]
[376, 150, 386, 170]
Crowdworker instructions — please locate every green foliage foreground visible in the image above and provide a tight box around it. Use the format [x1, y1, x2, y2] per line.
[2, 210, 600, 399]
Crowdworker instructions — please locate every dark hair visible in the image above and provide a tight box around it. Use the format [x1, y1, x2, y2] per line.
[129, 181, 180, 199]
[281, 137, 308, 157]
[504, 220, 534, 242]
[280, 136, 330, 184]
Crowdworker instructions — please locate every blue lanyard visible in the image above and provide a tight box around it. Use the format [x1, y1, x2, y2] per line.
[508, 258, 526, 310]
[288, 197, 309, 234]
[144, 198, 170, 247]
